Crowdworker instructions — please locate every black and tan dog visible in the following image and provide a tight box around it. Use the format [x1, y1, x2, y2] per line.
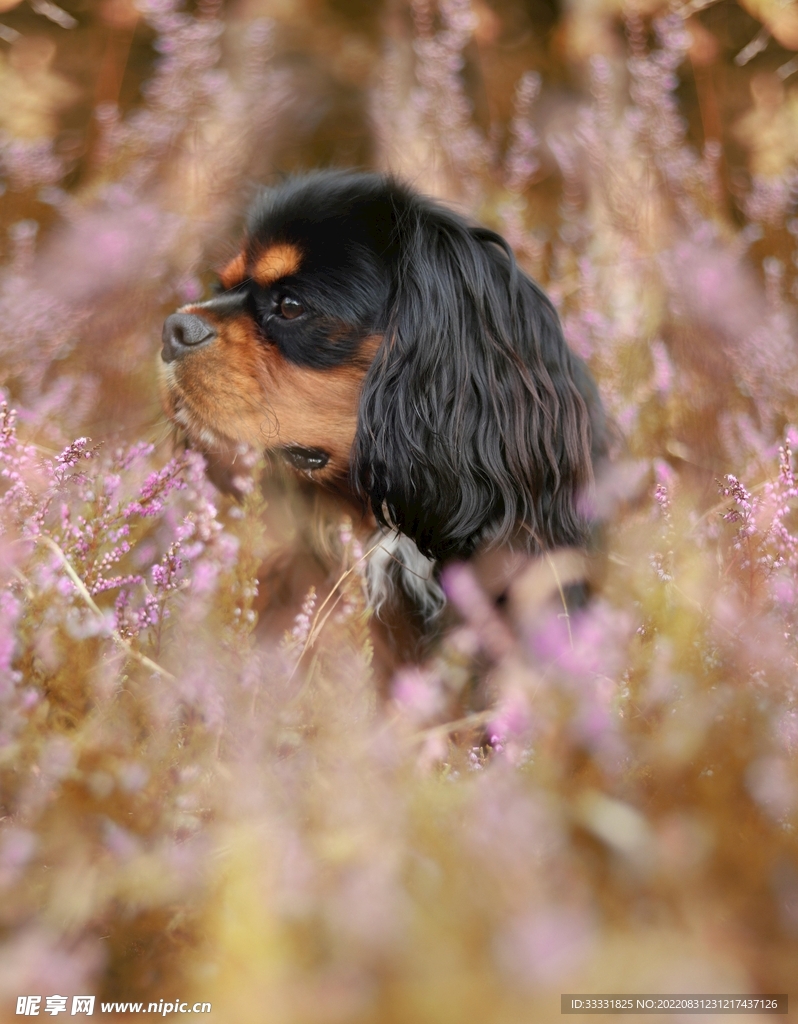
[160, 170, 605, 618]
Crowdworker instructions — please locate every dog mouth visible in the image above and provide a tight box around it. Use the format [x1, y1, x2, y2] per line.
[279, 446, 330, 472]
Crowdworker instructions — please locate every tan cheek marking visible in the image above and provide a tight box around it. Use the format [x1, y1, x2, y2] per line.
[218, 252, 246, 289]
[257, 335, 383, 479]
[260, 358, 368, 479]
[252, 242, 302, 288]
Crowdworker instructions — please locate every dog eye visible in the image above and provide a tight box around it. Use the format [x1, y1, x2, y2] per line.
[277, 296, 304, 320]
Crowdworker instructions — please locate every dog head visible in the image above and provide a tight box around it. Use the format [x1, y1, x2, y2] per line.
[160, 171, 604, 562]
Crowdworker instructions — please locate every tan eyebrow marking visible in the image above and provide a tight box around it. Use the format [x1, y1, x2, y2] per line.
[218, 252, 246, 289]
[252, 242, 301, 288]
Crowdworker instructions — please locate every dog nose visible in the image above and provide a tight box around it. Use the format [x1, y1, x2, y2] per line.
[161, 313, 216, 363]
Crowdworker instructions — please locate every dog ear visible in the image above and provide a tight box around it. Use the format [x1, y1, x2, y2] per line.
[352, 208, 600, 562]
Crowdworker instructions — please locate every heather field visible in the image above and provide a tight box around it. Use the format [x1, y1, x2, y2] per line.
[1, 0, 798, 1020]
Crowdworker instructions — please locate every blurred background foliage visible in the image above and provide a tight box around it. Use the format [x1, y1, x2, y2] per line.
[1, 0, 798, 1021]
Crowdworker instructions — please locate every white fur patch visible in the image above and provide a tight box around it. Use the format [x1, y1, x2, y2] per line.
[366, 530, 445, 621]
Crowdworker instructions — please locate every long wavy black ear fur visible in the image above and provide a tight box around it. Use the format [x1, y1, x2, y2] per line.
[353, 197, 604, 563]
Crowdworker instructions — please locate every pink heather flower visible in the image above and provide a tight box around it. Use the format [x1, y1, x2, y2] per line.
[504, 71, 541, 194]
[189, 560, 219, 596]
[137, 593, 162, 631]
[55, 437, 91, 468]
[103, 821, 141, 861]
[442, 564, 514, 661]
[654, 483, 671, 519]
[776, 710, 798, 755]
[176, 518, 197, 543]
[534, 601, 633, 682]
[116, 762, 149, 793]
[103, 473, 121, 495]
[123, 459, 186, 518]
[488, 687, 532, 747]
[467, 747, 485, 771]
[495, 907, 596, 987]
[0, 828, 38, 889]
[286, 586, 317, 647]
[56, 576, 76, 599]
[392, 667, 445, 722]
[116, 442, 155, 471]
[90, 573, 143, 596]
[746, 757, 797, 820]
[214, 533, 239, 570]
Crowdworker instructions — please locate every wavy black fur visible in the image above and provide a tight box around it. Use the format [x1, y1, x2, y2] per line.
[346, 177, 605, 561]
